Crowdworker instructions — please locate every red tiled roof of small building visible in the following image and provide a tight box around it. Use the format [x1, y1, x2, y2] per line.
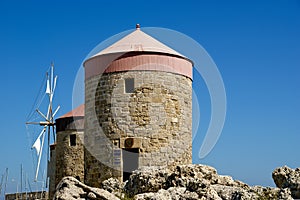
[59, 104, 84, 118]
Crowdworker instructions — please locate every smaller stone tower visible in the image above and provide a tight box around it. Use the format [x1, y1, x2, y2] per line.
[49, 104, 85, 199]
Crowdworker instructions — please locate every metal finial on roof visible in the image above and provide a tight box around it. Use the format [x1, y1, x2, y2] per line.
[136, 24, 140, 29]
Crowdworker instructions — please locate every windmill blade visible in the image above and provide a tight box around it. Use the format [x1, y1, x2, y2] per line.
[52, 105, 60, 119]
[32, 126, 47, 148]
[32, 137, 41, 156]
[52, 75, 58, 94]
[26, 122, 41, 125]
[46, 100, 51, 120]
[36, 109, 48, 121]
[34, 126, 46, 181]
[50, 63, 54, 94]
[46, 78, 50, 94]
[32, 126, 46, 156]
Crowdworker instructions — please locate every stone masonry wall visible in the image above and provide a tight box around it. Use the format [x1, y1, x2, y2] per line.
[85, 70, 192, 187]
[48, 145, 56, 200]
[55, 130, 84, 186]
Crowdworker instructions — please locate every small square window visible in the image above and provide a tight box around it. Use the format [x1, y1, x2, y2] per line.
[70, 134, 76, 146]
[125, 78, 134, 93]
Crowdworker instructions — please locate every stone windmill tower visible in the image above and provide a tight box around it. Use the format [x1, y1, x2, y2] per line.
[84, 25, 193, 187]
[48, 104, 85, 198]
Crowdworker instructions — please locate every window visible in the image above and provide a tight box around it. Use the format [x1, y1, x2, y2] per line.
[70, 134, 76, 146]
[125, 78, 134, 93]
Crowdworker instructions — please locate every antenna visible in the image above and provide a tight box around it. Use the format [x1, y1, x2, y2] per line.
[26, 63, 60, 182]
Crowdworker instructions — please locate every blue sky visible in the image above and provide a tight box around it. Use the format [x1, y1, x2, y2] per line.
[0, 0, 299, 195]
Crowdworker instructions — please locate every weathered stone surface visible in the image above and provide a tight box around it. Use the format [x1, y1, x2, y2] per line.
[211, 185, 259, 199]
[124, 166, 169, 195]
[123, 164, 294, 199]
[124, 164, 248, 196]
[54, 165, 297, 200]
[53, 176, 120, 200]
[272, 165, 300, 199]
[55, 130, 84, 186]
[87, 192, 97, 199]
[134, 187, 199, 200]
[134, 189, 171, 200]
[101, 178, 124, 197]
[278, 188, 293, 200]
[85, 70, 193, 185]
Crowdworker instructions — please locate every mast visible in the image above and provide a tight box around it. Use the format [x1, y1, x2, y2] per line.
[20, 164, 22, 196]
[4, 168, 8, 198]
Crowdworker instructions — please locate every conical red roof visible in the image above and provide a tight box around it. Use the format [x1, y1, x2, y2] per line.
[89, 25, 186, 59]
[59, 104, 84, 118]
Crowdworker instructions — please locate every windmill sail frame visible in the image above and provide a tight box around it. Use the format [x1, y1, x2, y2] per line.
[26, 63, 60, 182]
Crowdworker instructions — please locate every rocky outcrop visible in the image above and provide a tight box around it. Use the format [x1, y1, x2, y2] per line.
[272, 165, 300, 199]
[101, 178, 124, 198]
[124, 164, 292, 199]
[53, 176, 120, 200]
[53, 164, 299, 200]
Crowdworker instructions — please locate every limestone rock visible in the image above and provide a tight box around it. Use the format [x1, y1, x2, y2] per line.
[200, 187, 222, 200]
[278, 188, 293, 200]
[53, 176, 120, 200]
[251, 186, 280, 199]
[124, 164, 295, 200]
[272, 165, 300, 199]
[167, 187, 199, 200]
[101, 178, 124, 196]
[211, 185, 259, 199]
[134, 189, 171, 200]
[53, 177, 85, 200]
[124, 166, 170, 196]
[87, 192, 97, 199]
[125, 164, 247, 197]
[53, 164, 297, 200]
[134, 187, 199, 200]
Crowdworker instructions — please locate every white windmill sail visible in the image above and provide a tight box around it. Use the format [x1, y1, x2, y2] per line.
[46, 78, 50, 94]
[35, 127, 46, 181]
[32, 126, 46, 156]
[32, 137, 41, 156]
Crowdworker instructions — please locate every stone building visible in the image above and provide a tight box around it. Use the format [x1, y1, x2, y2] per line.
[49, 24, 193, 191]
[84, 24, 193, 187]
[48, 104, 84, 199]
